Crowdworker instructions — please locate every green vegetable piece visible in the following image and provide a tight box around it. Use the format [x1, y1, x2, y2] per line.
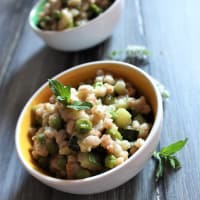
[37, 156, 49, 169]
[67, 101, 93, 110]
[76, 168, 91, 179]
[90, 3, 103, 15]
[57, 156, 67, 170]
[43, 16, 52, 23]
[52, 10, 61, 20]
[46, 140, 58, 155]
[78, 152, 102, 171]
[69, 136, 80, 151]
[114, 80, 126, 95]
[114, 98, 128, 109]
[106, 128, 122, 140]
[105, 154, 117, 169]
[48, 79, 71, 105]
[37, 133, 45, 144]
[119, 128, 139, 141]
[134, 114, 145, 124]
[49, 115, 63, 130]
[75, 118, 92, 134]
[115, 108, 132, 128]
[160, 138, 188, 156]
[103, 95, 115, 105]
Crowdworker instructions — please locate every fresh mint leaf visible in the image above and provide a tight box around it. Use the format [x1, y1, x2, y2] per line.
[48, 79, 93, 111]
[168, 156, 181, 169]
[48, 79, 71, 104]
[66, 101, 93, 110]
[153, 138, 188, 181]
[160, 138, 188, 156]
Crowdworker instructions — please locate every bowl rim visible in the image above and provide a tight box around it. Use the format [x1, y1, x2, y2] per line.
[15, 60, 163, 185]
[29, 0, 123, 35]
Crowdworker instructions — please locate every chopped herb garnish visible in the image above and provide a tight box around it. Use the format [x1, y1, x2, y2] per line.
[153, 138, 188, 181]
[48, 79, 93, 110]
[67, 101, 93, 110]
[48, 79, 71, 105]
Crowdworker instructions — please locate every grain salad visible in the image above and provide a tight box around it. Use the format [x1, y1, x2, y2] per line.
[29, 70, 153, 179]
[38, 0, 114, 31]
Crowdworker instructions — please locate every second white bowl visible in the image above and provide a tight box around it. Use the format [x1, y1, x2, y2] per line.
[29, 0, 124, 51]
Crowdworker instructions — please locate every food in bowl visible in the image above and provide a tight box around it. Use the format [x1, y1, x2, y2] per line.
[37, 0, 114, 31]
[29, 69, 153, 179]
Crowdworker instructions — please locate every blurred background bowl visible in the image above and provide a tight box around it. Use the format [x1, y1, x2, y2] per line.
[29, 0, 124, 51]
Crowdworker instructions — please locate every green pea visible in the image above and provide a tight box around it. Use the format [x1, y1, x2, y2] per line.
[46, 140, 58, 155]
[76, 168, 91, 179]
[106, 128, 122, 140]
[105, 154, 117, 169]
[49, 115, 63, 130]
[75, 118, 92, 134]
[37, 133, 45, 144]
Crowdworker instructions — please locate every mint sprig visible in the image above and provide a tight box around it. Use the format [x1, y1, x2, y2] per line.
[48, 79, 71, 104]
[48, 79, 93, 110]
[153, 138, 188, 181]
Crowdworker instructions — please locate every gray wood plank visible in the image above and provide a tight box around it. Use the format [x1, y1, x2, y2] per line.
[0, 0, 37, 86]
[141, 0, 200, 199]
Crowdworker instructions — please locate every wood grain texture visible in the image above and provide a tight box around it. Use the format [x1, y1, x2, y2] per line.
[0, 0, 200, 199]
[141, 0, 200, 199]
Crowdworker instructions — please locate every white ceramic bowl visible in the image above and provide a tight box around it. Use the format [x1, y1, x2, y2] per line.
[15, 61, 163, 194]
[29, 0, 124, 51]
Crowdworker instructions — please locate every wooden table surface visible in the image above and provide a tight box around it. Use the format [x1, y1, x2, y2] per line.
[0, 0, 200, 199]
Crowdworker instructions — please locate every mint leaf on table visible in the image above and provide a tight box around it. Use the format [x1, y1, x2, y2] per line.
[48, 79, 93, 110]
[153, 138, 188, 181]
[160, 138, 188, 156]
